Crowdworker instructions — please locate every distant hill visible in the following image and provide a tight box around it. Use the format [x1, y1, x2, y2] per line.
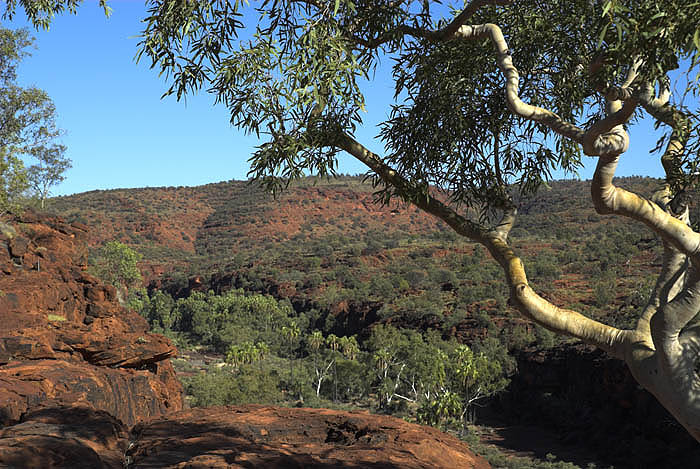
[48, 175, 666, 341]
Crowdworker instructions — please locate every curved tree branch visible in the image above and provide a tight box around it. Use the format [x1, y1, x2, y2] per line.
[651, 267, 700, 371]
[591, 154, 700, 261]
[453, 23, 586, 143]
[335, 132, 629, 356]
[581, 98, 636, 156]
[344, 0, 513, 49]
[639, 82, 691, 189]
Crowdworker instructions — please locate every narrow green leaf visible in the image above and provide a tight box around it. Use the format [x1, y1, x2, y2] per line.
[597, 24, 608, 48]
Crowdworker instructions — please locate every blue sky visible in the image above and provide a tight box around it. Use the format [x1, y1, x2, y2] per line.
[4, 1, 667, 197]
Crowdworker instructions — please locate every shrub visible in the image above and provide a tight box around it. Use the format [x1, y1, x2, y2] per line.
[185, 365, 283, 407]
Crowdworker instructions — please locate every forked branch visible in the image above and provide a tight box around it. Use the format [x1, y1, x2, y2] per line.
[448, 18, 700, 262]
[343, 0, 513, 49]
[453, 24, 586, 143]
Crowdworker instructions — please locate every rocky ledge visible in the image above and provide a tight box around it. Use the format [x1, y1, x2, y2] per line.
[0, 211, 182, 427]
[0, 405, 489, 468]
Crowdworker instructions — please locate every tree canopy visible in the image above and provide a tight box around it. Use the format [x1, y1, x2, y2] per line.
[90, 240, 143, 292]
[134, 0, 700, 440]
[0, 27, 71, 213]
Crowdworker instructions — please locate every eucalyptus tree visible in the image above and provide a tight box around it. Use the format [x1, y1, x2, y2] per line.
[136, 0, 700, 439]
[0, 1, 116, 212]
[0, 27, 69, 213]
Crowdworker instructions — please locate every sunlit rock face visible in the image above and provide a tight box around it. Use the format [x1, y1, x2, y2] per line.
[0, 211, 183, 427]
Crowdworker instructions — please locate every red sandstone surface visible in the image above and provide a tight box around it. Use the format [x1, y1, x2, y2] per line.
[127, 405, 490, 469]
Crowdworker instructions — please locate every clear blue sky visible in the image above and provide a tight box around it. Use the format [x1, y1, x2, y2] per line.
[4, 1, 666, 197]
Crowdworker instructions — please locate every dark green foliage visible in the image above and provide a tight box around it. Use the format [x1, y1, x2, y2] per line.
[592, 270, 617, 308]
[535, 325, 558, 350]
[378, 290, 446, 322]
[529, 252, 562, 282]
[185, 365, 283, 407]
[176, 290, 295, 353]
[140, 289, 176, 331]
[139, 289, 297, 354]
[332, 357, 368, 401]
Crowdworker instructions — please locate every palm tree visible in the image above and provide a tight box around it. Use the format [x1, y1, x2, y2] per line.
[308, 330, 324, 352]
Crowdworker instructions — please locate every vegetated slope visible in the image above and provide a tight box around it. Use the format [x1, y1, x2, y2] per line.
[50, 175, 663, 337]
[0, 211, 488, 469]
[51, 176, 700, 466]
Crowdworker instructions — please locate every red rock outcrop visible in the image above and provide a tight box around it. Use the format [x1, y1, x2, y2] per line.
[0, 406, 129, 468]
[0, 211, 183, 427]
[127, 405, 489, 468]
[0, 405, 488, 468]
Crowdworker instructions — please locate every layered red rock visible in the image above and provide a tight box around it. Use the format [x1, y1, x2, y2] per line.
[128, 405, 489, 469]
[0, 211, 183, 427]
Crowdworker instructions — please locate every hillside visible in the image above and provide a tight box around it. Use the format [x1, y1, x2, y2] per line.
[50, 175, 664, 337]
[0, 211, 488, 469]
[47, 175, 700, 467]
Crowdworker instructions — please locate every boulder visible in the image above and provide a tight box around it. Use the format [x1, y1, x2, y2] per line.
[127, 405, 490, 469]
[0, 406, 128, 469]
[0, 359, 180, 427]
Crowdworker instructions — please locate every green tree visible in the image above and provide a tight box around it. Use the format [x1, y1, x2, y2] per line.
[339, 335, 359, 361]
[0, 27, 70, 213]
[281, 322, 301, 358]
[226, 341, 269, 368]
[27, 142, 71, 209]
[417, 390, 462, 430]
[138, 0, 700, 440]
[175, 289, 296, 353]
[185, 365, 282, 407]
[141, 289, 177, 331]
[2, 1, 111, 31]
[306, 330, 335, 397]
[451, 344, 508, 424]
[90, 241, 142, 302]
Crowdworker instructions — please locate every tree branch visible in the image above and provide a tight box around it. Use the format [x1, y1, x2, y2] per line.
[491, 206, 516, 242]
[453, 23, 586, 143]
[637, 240, 688, 341]
[651, 268, 700, 369]
[335, 132, 487, 242]
[580, 97, 637, 156]
[591, 155, 700, 262]
[345, 0, 512, 49]
[639, 82, 690, 189]
[336, 133, 629, 356]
